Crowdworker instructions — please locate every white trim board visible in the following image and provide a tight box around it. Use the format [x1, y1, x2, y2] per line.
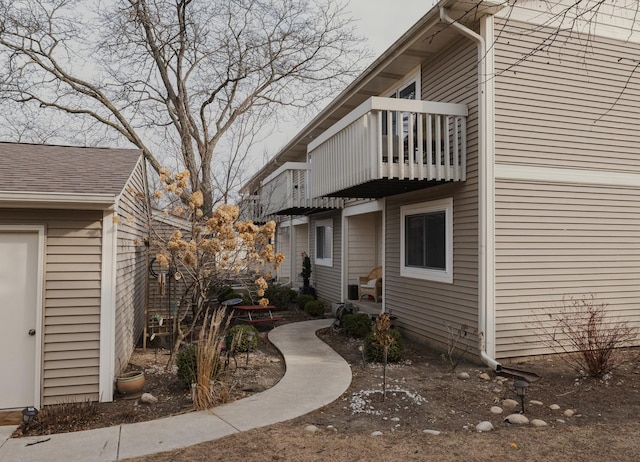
[496, 164, 640, 188]
[343, 199, 383, 217]
[99, 209, 117, 402]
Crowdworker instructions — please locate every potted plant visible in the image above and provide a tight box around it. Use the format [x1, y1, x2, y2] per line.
[116, 370, 145, 399]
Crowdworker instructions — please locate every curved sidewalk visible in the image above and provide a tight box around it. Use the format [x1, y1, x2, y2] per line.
[0, 318, 351, 461]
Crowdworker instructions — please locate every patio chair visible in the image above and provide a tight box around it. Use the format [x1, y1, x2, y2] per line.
[358, 266, 382, 302]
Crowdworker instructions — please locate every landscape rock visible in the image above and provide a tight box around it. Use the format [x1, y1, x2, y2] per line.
[305, 425, 319, 433]
[371, 431, 384, 437]
[504, 414, 530, 424]
[490, 406, 503, 414]
[564, 409, 576, 417]
[140, 393, 158, 404]
[423, 430, 441, 435]
[549, 404, 561, 410]
[479, 373, 491, 381]
[531, 419, 548, 427]
[476, 421, 494, 432]
[502, 399, 519, 409]
[529, 400, 544, 406]
[457, 372, 470, 380]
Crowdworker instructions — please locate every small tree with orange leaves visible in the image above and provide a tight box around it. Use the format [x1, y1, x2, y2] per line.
[373, 313, 394, 401]
[152, 169, 284, 365]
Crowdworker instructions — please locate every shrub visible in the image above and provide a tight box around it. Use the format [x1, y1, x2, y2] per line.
[300, 286, 316, 297]
[342, 313, 372, 338]
[176, 344, 197, 389]
[304, 300, 325, 317]
[227, 325, 260, 352]
[36, 399, 97, 431]
[442, 323, 476, 371]
[297, 294, 315, 310]
[364, 329, 404, 363]
[215, 285, 234, 302]
[265, 284, 294, 311]
[301, 252, 312, 287]
[538, 294, 638, 377]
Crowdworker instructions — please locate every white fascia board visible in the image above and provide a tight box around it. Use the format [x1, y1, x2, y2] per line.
[0, 191, 117, 210]
[279, 218, 310, 228]
[343, 199, 383, 217]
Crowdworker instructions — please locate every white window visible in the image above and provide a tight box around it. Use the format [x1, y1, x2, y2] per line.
[315, 218, 333, 267]
[400, 198, 453, 283]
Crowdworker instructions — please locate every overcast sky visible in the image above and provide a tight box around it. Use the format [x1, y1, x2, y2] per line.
[348, 0, 435, 55]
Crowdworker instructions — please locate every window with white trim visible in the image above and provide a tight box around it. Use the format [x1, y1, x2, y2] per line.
[315, 218, 333, 267]
[400, 198, 453, 283]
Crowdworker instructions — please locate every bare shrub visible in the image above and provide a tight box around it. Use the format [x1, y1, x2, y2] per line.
[17, 399, 97, 436]
[540, 295, 638, 377]
[442, 323, 476, 371]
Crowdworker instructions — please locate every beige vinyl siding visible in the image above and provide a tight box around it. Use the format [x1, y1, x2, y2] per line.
[147, 213, 194, 330]
[310, 211, 342, 302]
[346, 212, 381, 286]
[493, 18, 640, 358]
[494, 20, 640, 171]
[276, 225, 291, 282]
[384, 35, 480, 351]
[494, 181, 640, 357]
[0, 209, 103, 404]
[114, 160, 149, 375]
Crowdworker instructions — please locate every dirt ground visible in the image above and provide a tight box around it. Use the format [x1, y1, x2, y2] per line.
[13, 310, 640, 461]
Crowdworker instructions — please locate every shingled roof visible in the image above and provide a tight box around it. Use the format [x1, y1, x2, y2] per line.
[0, 142, 143, 196]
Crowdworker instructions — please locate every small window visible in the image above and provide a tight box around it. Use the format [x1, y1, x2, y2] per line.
[315, 218, 333, 267]
[400, 198, 453, 283]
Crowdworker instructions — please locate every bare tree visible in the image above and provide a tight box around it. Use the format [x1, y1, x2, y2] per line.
[0, 0, 367, 213]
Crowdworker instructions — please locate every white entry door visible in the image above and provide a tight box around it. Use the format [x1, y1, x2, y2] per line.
[0, 228, 43, 409]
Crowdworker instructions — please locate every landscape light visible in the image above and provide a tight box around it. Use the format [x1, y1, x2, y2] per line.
[21, 406, 38, 430]
[514, 380, 530, 414]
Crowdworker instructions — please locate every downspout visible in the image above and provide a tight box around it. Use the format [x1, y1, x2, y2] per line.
[439, 7, 501, 372]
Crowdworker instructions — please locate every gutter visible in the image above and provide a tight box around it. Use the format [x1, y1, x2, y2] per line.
[439, 7, 501, 372]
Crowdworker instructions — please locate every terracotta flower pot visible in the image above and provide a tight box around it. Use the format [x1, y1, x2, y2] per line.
[116, 371, 145, 399]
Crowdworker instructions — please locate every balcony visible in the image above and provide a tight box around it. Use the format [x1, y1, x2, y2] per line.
[259, 162, 342, 217]
[238, 194, 265, 223]
[308, 97, 468, 198]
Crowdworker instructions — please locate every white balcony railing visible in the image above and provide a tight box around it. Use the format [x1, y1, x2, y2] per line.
[308, 97, 468, 198]
[259, 162, 342, 216]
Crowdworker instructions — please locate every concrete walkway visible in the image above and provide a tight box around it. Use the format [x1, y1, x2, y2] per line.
[0, 318, 351, 461]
